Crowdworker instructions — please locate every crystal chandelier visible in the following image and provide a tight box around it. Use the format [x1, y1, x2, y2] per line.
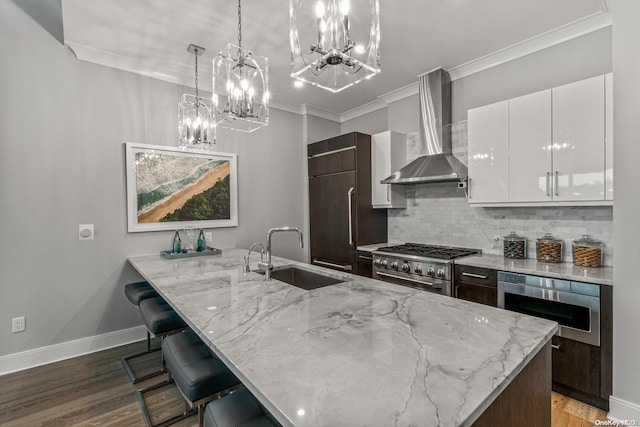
[290, 0, 381, 93]
[212, 0, 269, 133]
[178, 44, 216, 150]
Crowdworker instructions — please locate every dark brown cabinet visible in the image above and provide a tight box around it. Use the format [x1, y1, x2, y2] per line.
[453, 264, 498, 307]
[308, 133, 387, 273]
[356, 251, 373, 278]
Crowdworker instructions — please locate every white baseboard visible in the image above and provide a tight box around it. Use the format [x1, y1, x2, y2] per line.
[0, 325, 147, 377]
[609, 396, 640, 424]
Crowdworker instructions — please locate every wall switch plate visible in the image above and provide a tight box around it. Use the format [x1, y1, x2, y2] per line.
[205, 232, 213, 243]
[12, 316, 25, 333]
[79, 224, 94, 240]
[492, 235, 502, 248]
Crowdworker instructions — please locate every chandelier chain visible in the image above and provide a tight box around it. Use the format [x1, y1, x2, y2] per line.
[194, 48, 199, 100]
[237, 0, 242, 49]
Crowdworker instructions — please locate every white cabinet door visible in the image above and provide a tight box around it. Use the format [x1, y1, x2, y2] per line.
[509, 90, 552, 202]
[468, 100, 509, 203]
[605, 73, 613, 201]
[552, 75, 605, 201]
[371, 131, 406, 208]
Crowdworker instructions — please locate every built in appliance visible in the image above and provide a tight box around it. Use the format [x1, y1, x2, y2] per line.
[372, 243, 481, 295]
[498, 272, 600, 347]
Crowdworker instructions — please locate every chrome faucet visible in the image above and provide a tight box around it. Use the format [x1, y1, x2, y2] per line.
[258, 227, 304, 281]
[243, 242, 265, 274]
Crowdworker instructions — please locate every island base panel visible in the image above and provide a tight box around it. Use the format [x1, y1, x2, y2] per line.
[473, 341, 551, 427]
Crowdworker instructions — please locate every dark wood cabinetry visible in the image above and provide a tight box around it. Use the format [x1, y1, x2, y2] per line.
[453, 264, 498, 307]
[551, 284, 612, 411]
[308, 133, 387, 273]
[356, 251, 373, 278]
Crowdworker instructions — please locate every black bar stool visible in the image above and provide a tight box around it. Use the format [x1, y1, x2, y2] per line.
[122, 295, 187, 384]
[137, 330, 242, 427]
[203, 388, 279, 427]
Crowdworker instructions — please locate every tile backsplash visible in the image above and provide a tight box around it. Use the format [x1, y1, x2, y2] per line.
[389, 130, 613, 265]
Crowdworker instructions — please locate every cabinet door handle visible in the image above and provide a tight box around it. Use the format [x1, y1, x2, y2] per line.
[468, 178, 472, 199]
[387, 185, 390, 201]
[462, 272, 487, 279]
[313, 259, 353, 271]
[347, 187, 355, 245]
[546, 172, 551, 197]
[454, 285, 459, 298]
[551, 344, 561, 350]
[358, 255, 372, 261]
[554, 171, 559, 197]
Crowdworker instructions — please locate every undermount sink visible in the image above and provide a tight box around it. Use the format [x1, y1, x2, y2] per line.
[254, 266, 347, 290]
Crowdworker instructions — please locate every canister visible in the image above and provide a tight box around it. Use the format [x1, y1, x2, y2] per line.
[572, 235, 603, 267]
[503, 231, 526, 259]
[536, 233, 563, 263]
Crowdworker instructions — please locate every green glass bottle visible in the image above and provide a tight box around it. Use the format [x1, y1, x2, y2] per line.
[197, 230, 206, 252]
[172, 231, 181, 254]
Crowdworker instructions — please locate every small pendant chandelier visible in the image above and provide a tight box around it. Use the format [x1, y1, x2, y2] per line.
[290, 0, 381, 93]
[178, 44, 216, 150]
[212, 0, 269, 133]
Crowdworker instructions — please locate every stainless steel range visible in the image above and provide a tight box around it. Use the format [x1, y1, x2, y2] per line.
[373, 243, 481, 295]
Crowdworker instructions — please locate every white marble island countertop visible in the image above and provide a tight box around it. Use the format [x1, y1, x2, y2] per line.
[128, 249, 557, 427]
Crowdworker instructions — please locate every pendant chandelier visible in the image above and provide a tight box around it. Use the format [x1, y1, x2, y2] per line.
[178, 44, 216, 150]
[289, 0, 381, 93]
[212, 0, 269, 133]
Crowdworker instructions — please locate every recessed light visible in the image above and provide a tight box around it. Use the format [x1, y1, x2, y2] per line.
[294, 80, 304, 88]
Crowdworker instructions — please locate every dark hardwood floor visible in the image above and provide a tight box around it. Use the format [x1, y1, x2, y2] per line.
[0, 340, 608, 426]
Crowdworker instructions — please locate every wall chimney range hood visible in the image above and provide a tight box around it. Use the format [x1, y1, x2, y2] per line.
[382, 68, 467, 184]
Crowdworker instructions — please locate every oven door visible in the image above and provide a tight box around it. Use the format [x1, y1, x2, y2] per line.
[373, 270, 450, 295]
[498, 281, 600, 347]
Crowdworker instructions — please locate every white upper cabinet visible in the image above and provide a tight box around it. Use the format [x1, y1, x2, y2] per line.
[371, 131, 406, 209]
[467, 100, 509, 203]
[509, 89, 552, 202]
[605, 73, 614, 201]
[467, 73, 611, 206]
[552, 75, 605, 202]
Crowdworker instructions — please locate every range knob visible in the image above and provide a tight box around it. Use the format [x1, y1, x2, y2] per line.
[401, 263, 410, 273]
[427, 267, 435, 276]
[436, 269, 445, 278]
[390, 261, 399, 270]
[373, 259, 381, 267]
[380, 260, 388, 268]
[414, 265, 423, 274]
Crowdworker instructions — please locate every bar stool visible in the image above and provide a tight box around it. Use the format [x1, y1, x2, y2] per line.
[203, 388, 279, 427]
[137, 329, 242, 427]
[122, 295, 188, 384]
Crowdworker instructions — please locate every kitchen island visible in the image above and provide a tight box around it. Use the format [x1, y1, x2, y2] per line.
[128, 249, 557, 427]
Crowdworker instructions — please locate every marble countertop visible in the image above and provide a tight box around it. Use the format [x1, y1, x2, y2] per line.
[356, 242, 397, 252]
[128, 249, 557, 427]
[456, 253, 613, 286]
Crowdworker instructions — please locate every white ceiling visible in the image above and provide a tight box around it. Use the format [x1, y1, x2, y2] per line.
[61, 0, 609, 115]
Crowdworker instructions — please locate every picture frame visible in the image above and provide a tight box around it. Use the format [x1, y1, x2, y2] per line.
[125, 142, 238, 232]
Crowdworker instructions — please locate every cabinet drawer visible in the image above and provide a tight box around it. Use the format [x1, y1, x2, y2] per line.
[455, 282, 497, 307]
[552, 336, 600, 397]
[454, 264, 497, 287]
[356, 251, 373, 278]
[308, 148, 356, 176]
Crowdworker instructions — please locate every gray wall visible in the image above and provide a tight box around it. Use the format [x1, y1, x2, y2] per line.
[340, 107, 388, 135]
[0, 2, 304, 357]
[612, 0, 640, 414]
[306, 115, 340, 144]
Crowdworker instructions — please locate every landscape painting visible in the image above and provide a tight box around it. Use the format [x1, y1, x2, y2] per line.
[125, 143, 238, 232]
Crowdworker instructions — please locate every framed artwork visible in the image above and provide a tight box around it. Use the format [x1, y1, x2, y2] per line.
[125, 142, 238, 232]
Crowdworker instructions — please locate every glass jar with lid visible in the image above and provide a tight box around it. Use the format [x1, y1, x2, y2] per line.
[572, 235, 604, 267]
[503, 231, 526, 259]
[536, 233, 563, 263]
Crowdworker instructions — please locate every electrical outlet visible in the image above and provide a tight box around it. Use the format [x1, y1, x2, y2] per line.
[205, 232, 213, 243]
[12, 316, 25, 333]
[492, 235, 502, 249]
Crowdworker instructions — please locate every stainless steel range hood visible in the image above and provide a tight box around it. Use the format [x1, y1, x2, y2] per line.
[382, 68, 467, 184]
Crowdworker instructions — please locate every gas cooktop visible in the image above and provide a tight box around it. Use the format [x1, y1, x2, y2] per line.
[376, 243, 481, 260]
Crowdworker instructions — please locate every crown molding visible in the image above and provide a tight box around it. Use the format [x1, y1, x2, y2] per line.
[448, 11, 612, 80]
[378, 81, 419, 105]
[270, 99, 304, 115]
[301, 104, 341, 122]
[340, 98, 386, 123]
